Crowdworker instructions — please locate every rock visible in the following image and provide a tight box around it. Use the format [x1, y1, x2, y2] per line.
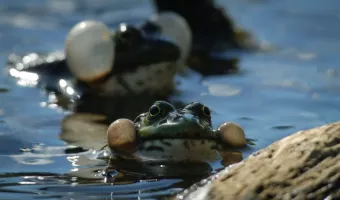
[178, 121, 340, 200]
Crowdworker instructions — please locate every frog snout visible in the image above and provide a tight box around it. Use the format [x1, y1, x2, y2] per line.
[168, 113, 199, 124]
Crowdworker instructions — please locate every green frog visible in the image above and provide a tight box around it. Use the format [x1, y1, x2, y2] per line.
[107, 101, 253, 163]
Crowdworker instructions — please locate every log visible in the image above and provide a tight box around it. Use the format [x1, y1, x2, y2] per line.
[178, 121, 340, 200]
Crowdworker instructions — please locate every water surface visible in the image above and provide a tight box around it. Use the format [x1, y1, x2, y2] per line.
[1, 0, 340, 199]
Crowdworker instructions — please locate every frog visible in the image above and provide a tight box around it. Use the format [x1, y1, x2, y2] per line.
[7, 0, 254, 119]
[7, 14, 186, 101]
[58, 101, 254, 179]
[7, 0, 253, 104]
[7, 12, 191, 117]
[106, 101, 253, 163]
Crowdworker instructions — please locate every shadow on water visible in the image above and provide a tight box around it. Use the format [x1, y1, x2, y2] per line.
[1, 0, 340, 199]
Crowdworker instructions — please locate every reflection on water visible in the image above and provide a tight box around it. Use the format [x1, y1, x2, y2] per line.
[8, 68, 39, 87]
[60, 113, 108, 150]
[0, 173, 183, 199]
[1, 0, 340, 199]
[59, 112, 244, 180]
[1, 110, 243, 199]
[3, 142, 236, 199]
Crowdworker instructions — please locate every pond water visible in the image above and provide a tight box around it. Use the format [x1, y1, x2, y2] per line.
[1, 0, 340, 199]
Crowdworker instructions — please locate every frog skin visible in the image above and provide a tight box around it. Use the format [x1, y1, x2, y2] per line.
[108, 101, 247, 162]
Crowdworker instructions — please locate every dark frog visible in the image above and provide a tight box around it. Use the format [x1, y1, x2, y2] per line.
[107, 101, 254, 163]
[7, 12, 190, 103]
[7, 0, 254, 104]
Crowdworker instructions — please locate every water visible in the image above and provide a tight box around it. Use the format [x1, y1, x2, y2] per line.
[1, 0, 340, 199]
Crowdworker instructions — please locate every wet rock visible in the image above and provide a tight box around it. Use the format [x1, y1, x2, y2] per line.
[178, 121, 340, 200]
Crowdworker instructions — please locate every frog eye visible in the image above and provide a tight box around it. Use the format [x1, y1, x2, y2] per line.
[149, 105, 161, 116]
[202, 106, 211, 116]
[115, 23, 143, 49]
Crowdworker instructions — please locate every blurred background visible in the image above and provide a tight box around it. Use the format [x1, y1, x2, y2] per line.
[0, 0, 340, 199]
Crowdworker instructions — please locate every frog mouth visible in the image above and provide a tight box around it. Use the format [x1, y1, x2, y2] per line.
[137, 138, 221, 150]
[135, 120, 222, 161]
[134, 138, 222, 162]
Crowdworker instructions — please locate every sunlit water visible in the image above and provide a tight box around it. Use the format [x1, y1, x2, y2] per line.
[0, 0, 340, 199]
